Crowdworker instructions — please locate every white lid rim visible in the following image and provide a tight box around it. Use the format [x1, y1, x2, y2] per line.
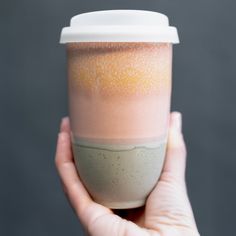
[60, 38, 179, 44]
[60, 27, 179, 44]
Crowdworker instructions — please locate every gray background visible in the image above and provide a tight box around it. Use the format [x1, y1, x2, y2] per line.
[0, 0, 235, 235]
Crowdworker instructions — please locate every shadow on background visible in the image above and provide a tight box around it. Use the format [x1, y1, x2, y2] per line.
[1, 0, 235, 235]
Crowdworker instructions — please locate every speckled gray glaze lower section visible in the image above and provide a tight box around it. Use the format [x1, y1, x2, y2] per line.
[72, 141, 166, 209]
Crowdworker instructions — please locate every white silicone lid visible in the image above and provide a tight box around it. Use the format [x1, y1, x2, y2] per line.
[60, 10, 179, 43]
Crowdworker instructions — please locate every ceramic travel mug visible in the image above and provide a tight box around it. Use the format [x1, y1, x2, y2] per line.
[60, 10, 179, 209]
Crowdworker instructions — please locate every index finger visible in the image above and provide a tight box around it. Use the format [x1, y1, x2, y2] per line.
[55, 118, 92, 215]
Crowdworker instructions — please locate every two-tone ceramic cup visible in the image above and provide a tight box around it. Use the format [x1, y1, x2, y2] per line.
[60, 10, 179, 209]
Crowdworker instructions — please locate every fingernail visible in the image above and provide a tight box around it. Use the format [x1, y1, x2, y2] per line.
[61, 117, 67, 124]
[60, 117, 67, 132]
[173, 112, 182, 132]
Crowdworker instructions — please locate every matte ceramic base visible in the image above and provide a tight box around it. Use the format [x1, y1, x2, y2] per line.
[98, 199, 145, 209]
[72, 140, 166, 211]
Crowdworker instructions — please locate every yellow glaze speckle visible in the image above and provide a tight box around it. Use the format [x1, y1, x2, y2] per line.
[67, 42, 172, 97]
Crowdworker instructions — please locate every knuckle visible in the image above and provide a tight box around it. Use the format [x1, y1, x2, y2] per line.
[169, 145, 187, 157]
[160, 172, 186, 187]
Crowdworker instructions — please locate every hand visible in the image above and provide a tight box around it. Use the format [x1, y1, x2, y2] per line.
[55, 112, 200, 236]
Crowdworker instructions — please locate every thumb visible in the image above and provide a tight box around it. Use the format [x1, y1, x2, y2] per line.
[161, 112, 187, 182]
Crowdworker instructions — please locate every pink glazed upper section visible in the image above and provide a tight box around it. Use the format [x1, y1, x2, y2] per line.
[67, 43, 172, 143]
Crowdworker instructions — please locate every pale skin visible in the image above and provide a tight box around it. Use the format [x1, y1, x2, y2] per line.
[55, 112, 200, 236]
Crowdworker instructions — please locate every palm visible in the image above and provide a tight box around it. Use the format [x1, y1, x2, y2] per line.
[85, 175, 198, 236]
[100, 173, 198, 236]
